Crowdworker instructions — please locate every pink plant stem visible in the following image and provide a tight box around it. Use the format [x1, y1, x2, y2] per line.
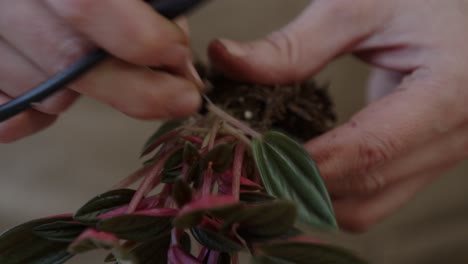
[181, 163, 189, 181]
[127, 150, 175, 213]
[207, 103, 261, 139]
[214, 135, 235, 146]
[232, 144, 246, 200]
[208, 119, 221, 150]
[202, 167, 214, 196]
[252, 170, 261, 185]
[181, 135, 203, 145]
[112, 165, 151, 189]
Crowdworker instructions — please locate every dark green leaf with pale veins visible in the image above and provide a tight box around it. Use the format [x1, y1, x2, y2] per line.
[0, 216, 74, 264]
[222, 200, 297, 241]
[252, 131, 337, 230]
[191, 227, 244, 253]
[97, 214, 172, 242]
[33, 221, 87, 243]
[74, 189, 136, 223]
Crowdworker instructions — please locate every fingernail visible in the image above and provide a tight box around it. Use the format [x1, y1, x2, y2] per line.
[217, 38, 246, 57]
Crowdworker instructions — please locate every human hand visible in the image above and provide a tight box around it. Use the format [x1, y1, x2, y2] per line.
[0, 0, 202, 143]
[208, 0, 468, 231]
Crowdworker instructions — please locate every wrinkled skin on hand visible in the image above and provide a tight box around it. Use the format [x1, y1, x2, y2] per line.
[208, 0, 468, 231]
[0, 0, 202, 143]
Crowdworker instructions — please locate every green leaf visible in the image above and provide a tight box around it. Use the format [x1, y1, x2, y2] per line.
[106, 233, 171, 264]
[180, 232, 192, 253]
[222, 200, 297, 241]
[0, 216, 74, 264]
[239, 192, 275, 204]
[251, 242, 367, 264]
[142, 157, 158, 167]
[173, 196, 240, 229]
[252, 131, 337, 230]
[188, 161, 203, 188]
[184, 141, 201, 165]
[202, 144, 235, 173]
[74, 189, 136, 223]
[172, 179, 193, 208]
[141, 120, 183, 156]
[162, 148, 184, 183]
[191, 227, 244, 253]
[33, 221, 87, 243]
[97, 214, 172, 242]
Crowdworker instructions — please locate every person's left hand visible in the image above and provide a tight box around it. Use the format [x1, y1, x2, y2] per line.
[207, 0, 468, 231]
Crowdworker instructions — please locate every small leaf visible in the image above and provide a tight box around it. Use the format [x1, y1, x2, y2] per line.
[74, 189, 136, 223]
[251, 241, 367, 264]
[97, 213, 172, 242]
[188, 162, 203, 188]
[202, 144, 234, 173]
[184, 141, 201, 165]
[252, 131, 337, 230]
[173, 196, 240, 229]
[172, 179, 193, 208]
[180, 231, 192, 253]
[142, 157, 158, 167]
[222, 200, 297, 241]
[141, 120, 183, 156]
[33, 221, 87, 243]
[120, 233, 171, 264]
[162, 148, 184, 183]
[239, 192, 275, 204]
[191, 227, 244, 253]
[0, 215, 74, 264]
[68, 229, 119, 254]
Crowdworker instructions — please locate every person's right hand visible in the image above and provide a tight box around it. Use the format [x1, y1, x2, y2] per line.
[0, 0, 202, 143]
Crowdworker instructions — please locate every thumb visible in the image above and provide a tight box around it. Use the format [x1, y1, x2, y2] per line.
[208, 0, 381, 84]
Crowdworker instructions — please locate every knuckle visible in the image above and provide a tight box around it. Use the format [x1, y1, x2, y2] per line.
[353, 126, 400, 175]
[51, 36, 90, 74]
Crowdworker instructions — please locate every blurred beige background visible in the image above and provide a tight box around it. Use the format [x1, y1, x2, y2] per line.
[1, 1, 467, 263]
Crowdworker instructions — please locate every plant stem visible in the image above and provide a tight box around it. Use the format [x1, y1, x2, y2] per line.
[208, 119, 221, 150]
[207, 103, 261, 139]
[112, 165, 151, 189]
[127, 149, 174, 213]
[222, 123, 251, 145]
[202, 167, 214, 196]
[232, 143, 246, 200]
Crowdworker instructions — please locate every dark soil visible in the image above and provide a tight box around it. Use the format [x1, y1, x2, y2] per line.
[197, 64, 336, 142]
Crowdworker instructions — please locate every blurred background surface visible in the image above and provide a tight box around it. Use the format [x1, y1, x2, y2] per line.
[1, 0, 467, 263]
